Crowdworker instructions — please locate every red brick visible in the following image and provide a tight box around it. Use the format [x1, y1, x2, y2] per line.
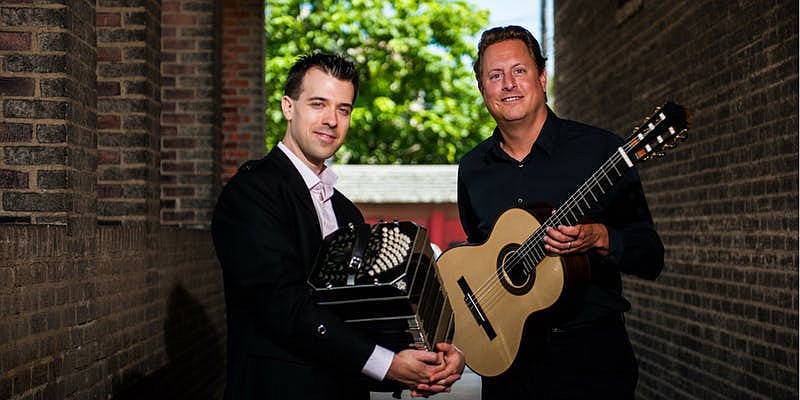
[162, 38, 194, 50]
[162, 64, 196, 75]
[0, 31, 31, 50]
[97, 150, 120, 165]
[0, 169, 29, 189]
[163, 14, 196, 25]
[0, 78, 35, 96]
[96, 12, 121, 27]
[162, 138, 195, 148]
[0, 123, 33, 142]
[97, 115, 121, 130]
[161, 114, 195, 124]
[97, 47, 122, 62]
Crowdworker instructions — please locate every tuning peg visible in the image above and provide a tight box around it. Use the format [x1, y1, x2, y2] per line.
[676, 128, 688, 141]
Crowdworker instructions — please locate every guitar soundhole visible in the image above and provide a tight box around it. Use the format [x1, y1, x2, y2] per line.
[497, 243, 535, 296]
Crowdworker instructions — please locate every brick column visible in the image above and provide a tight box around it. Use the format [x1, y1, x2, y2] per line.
[0, 0, 96, 228]
[160, 0, 221, 227]
[0, 0, 100, 398]
[221, 0, 266, 184]
[96, 0, 161, 224]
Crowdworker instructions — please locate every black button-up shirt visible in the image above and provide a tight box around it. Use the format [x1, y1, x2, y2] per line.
[457, 107, 664, 325]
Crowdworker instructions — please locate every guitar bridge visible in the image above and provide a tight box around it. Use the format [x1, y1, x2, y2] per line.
[457, 277, 496, 340]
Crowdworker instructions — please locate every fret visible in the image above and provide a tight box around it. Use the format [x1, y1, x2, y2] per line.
[515, 147, 639, 278]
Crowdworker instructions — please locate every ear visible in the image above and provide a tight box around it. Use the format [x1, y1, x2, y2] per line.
[281, 95, 293, 121]
[538, 68, 547, 93]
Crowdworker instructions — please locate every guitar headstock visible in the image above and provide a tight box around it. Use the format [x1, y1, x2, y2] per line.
[626, 101, 690, 162]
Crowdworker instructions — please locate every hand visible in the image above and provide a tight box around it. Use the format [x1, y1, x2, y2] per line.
[385, 349, 445, 392]
[412, 343, 465, 396]
[544, 223, 609, 256]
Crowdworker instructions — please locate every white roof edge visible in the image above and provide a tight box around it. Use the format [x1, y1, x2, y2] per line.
[333, 164, 458, 203]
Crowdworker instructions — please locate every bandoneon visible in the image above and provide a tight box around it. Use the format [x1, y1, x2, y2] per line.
[308, 221, 453, 352]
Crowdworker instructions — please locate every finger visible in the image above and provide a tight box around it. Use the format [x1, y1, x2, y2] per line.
[435, 373, 462, 386]
[412, 350, 440, 364]
[421, 383, 453, 393]
[543, 236, 571, 253]
[416, 383, 447, 394]
[557, 224, 581, 236]
[429, 367, 459, 383]
[546, 227, 575, 245]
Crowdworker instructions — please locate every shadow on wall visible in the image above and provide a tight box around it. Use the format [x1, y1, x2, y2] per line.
[112, 284, 225, 400]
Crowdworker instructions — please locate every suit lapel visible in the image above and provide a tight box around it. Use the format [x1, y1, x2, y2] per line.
[266, 147, 323, 238]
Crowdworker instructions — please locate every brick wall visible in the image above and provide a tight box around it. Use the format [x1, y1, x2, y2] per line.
[554, 1, 798, 398]
[221, 0, 266, 184]
[0, 0, 96, 227]
[0, 224, 225, 399]
[96, 0, 161, 224]
[0, 0, 252, 398]
[160, 0, 221, 227]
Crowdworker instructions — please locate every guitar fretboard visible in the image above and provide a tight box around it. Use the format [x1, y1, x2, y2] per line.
[507, 113, 669, 275]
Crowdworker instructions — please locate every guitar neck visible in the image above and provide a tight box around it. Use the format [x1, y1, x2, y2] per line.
[518, 144, 636, 269]
[548, 146, 633, 228]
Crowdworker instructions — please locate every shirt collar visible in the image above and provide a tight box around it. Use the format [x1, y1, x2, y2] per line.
[488, 106, 560, 162]
[277, 141, 338, 191]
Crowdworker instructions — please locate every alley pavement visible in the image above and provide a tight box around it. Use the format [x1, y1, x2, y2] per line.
[371, 367, 481, 400]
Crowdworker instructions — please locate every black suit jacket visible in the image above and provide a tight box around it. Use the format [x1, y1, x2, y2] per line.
[212, 147, 374, 400]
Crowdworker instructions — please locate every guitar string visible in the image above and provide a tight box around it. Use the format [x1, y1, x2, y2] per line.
[452, 110, 681, 339]
[469, 142, 635, 311]
[466, 138, 639, 311]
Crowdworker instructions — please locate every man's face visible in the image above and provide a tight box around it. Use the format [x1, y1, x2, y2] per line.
[281, 68, 354, 172]
[478, 39, 547, 127]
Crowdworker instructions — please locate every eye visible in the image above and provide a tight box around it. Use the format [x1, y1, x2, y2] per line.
[310, 101, 324, 108]
[338, 108, 351, 117]
[513, 67, 526, 75]
[488, 72, 502, 81]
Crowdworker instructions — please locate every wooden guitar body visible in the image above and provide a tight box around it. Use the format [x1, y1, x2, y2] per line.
[436, 207, 590, 377]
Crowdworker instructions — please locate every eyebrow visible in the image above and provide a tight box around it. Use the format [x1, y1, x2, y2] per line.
[306, 96, 353, 109]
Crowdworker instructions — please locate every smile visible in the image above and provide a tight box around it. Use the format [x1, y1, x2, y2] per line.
[315, 131, 337, 141]
[502, 96, 523, 102]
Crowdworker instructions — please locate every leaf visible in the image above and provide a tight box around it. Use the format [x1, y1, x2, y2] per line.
[265, 0, 494, 164]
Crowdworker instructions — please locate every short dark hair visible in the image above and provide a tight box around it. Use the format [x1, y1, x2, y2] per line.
[284, 52, 360, 102]
[473, 25, 547, 89]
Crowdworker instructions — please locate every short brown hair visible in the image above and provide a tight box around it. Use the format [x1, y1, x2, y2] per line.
[473, 25, 547, 90]
[284, 52, 360, 102]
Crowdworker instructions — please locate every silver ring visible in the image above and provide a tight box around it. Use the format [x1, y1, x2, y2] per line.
[568, 241, 572, 249]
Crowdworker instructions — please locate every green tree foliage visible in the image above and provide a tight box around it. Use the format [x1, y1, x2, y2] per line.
[265, 0, 495, 164]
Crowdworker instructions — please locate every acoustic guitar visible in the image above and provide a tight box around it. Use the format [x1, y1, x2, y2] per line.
[436, 102, 690, 377]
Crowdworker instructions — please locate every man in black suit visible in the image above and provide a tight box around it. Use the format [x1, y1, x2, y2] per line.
[212, 52, 464, 399]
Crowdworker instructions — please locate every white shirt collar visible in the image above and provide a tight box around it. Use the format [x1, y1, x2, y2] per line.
[277, 141, 338, 190]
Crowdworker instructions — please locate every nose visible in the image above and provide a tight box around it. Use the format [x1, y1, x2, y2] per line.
[502, 73, 516, 91]
[322, 108, 338, 127]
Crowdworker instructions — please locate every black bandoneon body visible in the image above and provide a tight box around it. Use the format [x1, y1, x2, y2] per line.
[308, 221, 453, 352]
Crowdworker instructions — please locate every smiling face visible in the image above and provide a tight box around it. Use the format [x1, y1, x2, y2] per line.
[281, 67, 355, 173]
[478, 39, 548, 130]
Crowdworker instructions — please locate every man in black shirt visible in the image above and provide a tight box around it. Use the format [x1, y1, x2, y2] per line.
[458, 25, 664, 399]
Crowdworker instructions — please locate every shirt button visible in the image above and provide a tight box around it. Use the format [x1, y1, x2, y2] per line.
[316, 324, 327, 336]
[518, 164, 524, 168]
[516, 198, 524, 205]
